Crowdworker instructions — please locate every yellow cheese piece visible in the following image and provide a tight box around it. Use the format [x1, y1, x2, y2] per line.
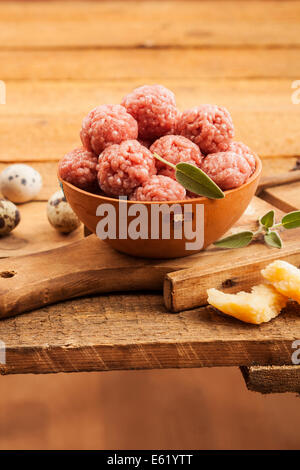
[262, 260, 300, 304]
[207, 284, 288, 325]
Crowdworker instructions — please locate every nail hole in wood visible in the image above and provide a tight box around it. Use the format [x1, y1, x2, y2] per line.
[0, 271, 16, 278]
[222, 278, 237, 288]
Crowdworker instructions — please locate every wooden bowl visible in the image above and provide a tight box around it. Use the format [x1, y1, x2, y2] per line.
[59, 155, 262, 258]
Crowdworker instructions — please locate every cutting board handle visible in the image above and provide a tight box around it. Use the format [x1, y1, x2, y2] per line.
[0, 236, 165, 319]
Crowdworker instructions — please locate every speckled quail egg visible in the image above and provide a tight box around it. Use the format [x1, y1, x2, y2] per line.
[47, 190, 81, 233]
[0, 164, 42, 203]
[0, 199, 21, 236]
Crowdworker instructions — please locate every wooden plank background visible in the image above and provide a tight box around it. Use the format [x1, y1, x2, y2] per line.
[0, 294, 300, 375]
[0, 0, 300, 450]
[1, 1, 300, 162]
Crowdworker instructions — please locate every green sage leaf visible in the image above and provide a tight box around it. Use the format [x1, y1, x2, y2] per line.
[214, 231, 254, 249]
[153, 152, 176, 170]
[264, 231, 282, 249]
[260, 210, 275, 229]
[281, 211, 300, 229]
[153, 153, 225, 199]
[175, 162, 225, 199]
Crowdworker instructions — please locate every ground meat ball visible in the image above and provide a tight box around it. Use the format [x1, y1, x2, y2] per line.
[80, 104, 138, 155]
[201, 151, 252, 190]
[130, 175, 186, 202]
[58, 147, 98, 191]
[121, 85, 180, 141]
[176, 104, 234, 154]
[227, 141, 256, 174]
[150, 135, 204, 179]
[97, 140, 157, 197]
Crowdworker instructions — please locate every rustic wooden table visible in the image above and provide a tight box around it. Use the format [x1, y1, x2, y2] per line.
[0, 1, 300, 393]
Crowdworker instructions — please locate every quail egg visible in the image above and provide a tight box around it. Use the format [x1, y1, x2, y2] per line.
[0, 164, 42, 203]
[0, 199, 21, 236]
[47, 190, 81, 233]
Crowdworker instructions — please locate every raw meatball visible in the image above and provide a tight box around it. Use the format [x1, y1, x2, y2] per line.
[227, 141, 256, 174]
[98, 140, 157, 197]
[176, 104, 234, 154]
[201, 151, 252, 190]
[58, 147, 98, 191]
[80, 104, 138, 155]
[150, 135, 203, 179]
[121, 85, 179, 141]
[130, 175, 186, 202]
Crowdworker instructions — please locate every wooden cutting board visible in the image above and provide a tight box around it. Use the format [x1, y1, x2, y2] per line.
[0, 196, 298, 319]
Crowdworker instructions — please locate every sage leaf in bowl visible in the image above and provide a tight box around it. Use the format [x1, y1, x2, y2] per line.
[176, 162, 225, 199]
[153, 153, 225, 199]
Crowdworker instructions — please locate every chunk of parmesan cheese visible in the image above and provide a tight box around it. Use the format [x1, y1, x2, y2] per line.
[207, 284, 288, 325]
[262, 260, 300, 303]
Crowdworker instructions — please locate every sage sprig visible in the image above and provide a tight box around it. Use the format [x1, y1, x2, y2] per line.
[214, 209, 300, 249]
[153, 153, 225, 199]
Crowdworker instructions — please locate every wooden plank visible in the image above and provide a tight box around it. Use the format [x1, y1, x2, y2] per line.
[1, 79, 299, 161]
[256, 171, 300, 195]
[0, 201, 83, 258]
[1, 1, 300, 49]
[0, 293, 299, 375]
[260, 158, 298, 176]
[164, 234, 300, 313]
[0, 197, 293, 319]
[2, 49, 300, 81]
[241, 365, 300, 394]
[262, 182, 300, 212]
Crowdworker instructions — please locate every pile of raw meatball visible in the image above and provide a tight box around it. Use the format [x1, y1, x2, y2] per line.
[59, 85, 257, 201]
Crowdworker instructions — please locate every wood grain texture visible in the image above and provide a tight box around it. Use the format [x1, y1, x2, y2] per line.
[0, 294, 299, 375]
[2, 49, 300, 81]
[1, 1, 300, 49]
[241, 365, 300, 394]
[257, 171, 300, 194]
[0, 0, 299, 383]
[262, 182, 300, 212]
[0, 201, 83, 258]
[1, 79, 300, 161]
[164, 229, 300, 312]
[0, 197, 281, 318]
